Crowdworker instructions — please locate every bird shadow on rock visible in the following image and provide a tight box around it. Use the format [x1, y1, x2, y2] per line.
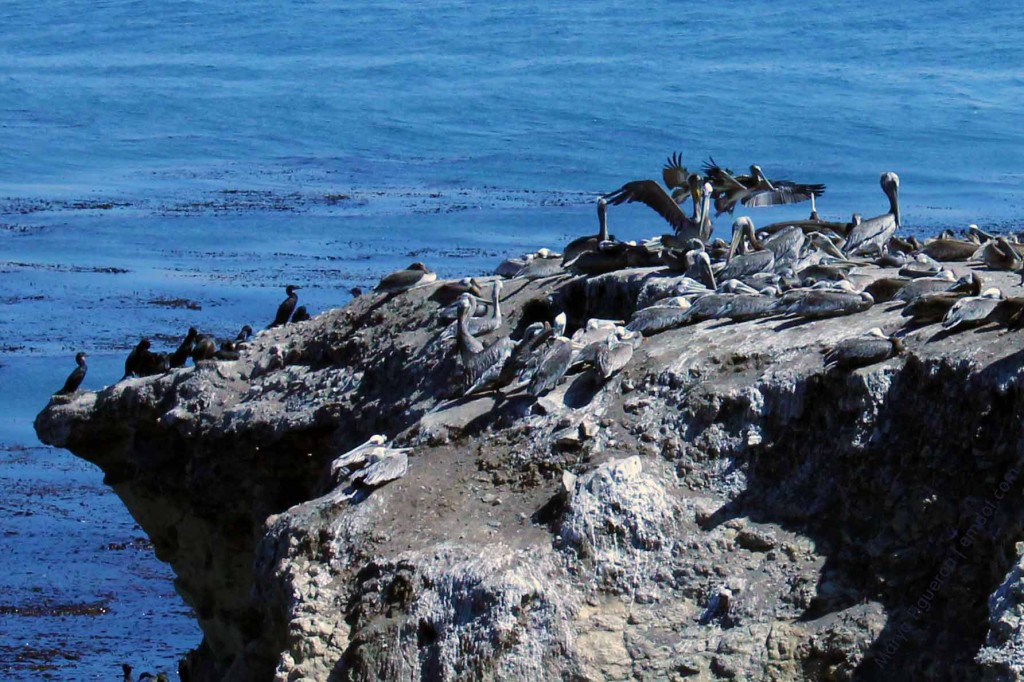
[561, 370, 603, 409]
[771, 316, 819, 332]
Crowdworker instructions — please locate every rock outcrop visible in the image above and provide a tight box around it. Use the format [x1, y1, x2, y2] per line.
[35, 266, 1024, 681]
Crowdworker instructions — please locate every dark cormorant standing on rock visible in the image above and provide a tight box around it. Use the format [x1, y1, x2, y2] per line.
[191, 335, 217, 362]
[270, 285, 300, 327]
[291, 305, 310, 323]
[169, 327, 199, 368]
[57, 352, 88, 395]
[123, 338, 168, 377]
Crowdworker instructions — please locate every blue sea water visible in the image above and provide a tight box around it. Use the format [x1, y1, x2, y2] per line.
[1, 1, 1022, 678]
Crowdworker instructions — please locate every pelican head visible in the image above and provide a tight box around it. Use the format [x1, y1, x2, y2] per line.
[881, 172, 900, 228]
[368, 434, 387, 445]
[553, 312, 568, 337]
[867, 327, 887, 339]
[750, 164, 773, 189]
[728, 217, 756, 260]
[456, 292, 475, 319]
[980, 287, 1004, 300]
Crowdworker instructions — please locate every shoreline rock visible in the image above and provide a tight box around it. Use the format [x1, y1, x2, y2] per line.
[35, 264, 1024, 681]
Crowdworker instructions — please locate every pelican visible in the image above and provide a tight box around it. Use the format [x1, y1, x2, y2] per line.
[891, 270, 960, 303]
[564, 199, 616, 263]
[458, 280, 503, 336]
[824, 328, 904, 371]
[703, 159, 826, 216]
[900, 273, 984, 324]
[864, 276, 911, 303]
[375, 262, 437, 293]
[843, 172, 900, 257]
[917, 236, 979, 262]
[527, 313, 574, 397]
[431, 277, 482, 305]
[328, 434, 411, 489]
[592, 334, 635, 379]
[625, 297, 694, 336]
[941, 288, 1004, 331]
[718, 217, 787, 281]
[602, 173, 713, 241]
[972, 237, 1023, 271]
[777, 285, 874, 319]
[718, 292, 780, 322]
[897, 254, 943, 279]
[454, 295, 515, 391]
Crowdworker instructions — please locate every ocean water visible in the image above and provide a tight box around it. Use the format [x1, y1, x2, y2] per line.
[1, 1, 1022, 677]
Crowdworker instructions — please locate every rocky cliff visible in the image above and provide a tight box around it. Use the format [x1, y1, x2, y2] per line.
[35, 265, 1024, 681]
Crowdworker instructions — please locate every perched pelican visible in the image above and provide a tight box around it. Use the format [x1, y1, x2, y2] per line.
[375, 262, 437, 293]
[777, 285, 874, 319]
[897, 254, 943, 279]
[899, 273, 983, 324]
[891, 270, 960, 303]
[454, 295, 515, 392]
[563, 199, 616, 263]
[592, 334, 635, 379]
[430, 277, 482, 305]
[57, 352, 88, 395]
[718, 293, 780, 322]
[717, 218, 777, 281]
[270, 285, 300, 327]
[328, 434, 410, 489]
[843, 172, 900, 256]
[864, 276, 911, 303]
[941, 288, 1004, 331]
[972, 237, 1022, 271]
[824, 328, 904, 371]
[458, 280, 503, 336]
[528, 314, 574, 397]
[917, 235, 979, 262]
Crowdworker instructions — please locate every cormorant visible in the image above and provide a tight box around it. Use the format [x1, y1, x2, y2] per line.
[57, 352, 88, 395]
[169, 327, 199, 369]
[291, 306, 310, 323]
[270, 285, 300, 327]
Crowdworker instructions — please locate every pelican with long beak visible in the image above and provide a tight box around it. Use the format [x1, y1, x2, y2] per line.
[601, 176, 713, 242]
[843, 172, 900, 256]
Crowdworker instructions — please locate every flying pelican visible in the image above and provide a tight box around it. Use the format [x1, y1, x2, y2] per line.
[601, 174, 713, 241]
[824, 328, 904, 371]
[843, 172, 900, 257]
[703, 159, 826, 216]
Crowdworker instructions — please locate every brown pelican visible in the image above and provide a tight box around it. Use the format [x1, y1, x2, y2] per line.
[864, 276, 912, 303]
[270, 285, 300, 327]
[718, 293, 780, 321]
[626, 292, 743, 335]
[56, 352, 88, 395]
[843, 172, 900, 256]
[328, 435, 410, 489]
[718, 218, 778, 281]
[527, 313, 574, 397]
[777, 285, 874, 319]
[891, 270, 959, 303]
[592, 333, 636, 379]
[900, 273, 983, 324]
[824, 328, 904, 371]
[972, 237, 1023, 271]
[455, 295, 515, 391]
[564, 199, 616, 263]
[898, 254, 943, 279]
[375, 262, 437, 293]
[601, 171, 713, 241]
[431, 277, 482, 305]
[703, 158, 826, 215]
[917, 236, 979, 262]
[941, 288, 1004, 331]
[455, 280, 503, 336]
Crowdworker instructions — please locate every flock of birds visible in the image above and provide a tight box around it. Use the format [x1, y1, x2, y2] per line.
[55, 152, 1024, 409]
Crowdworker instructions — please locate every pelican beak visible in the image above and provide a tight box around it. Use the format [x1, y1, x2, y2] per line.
[727, 221, 745, 261]
[697, 252, 716, 290]
[892, 184, 901, 228]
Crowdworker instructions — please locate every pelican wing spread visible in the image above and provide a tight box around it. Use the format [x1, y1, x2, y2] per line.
[602, 180, 691, 232]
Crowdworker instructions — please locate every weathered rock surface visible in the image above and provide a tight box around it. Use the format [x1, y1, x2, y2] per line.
[34, 265, 1024, 681]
